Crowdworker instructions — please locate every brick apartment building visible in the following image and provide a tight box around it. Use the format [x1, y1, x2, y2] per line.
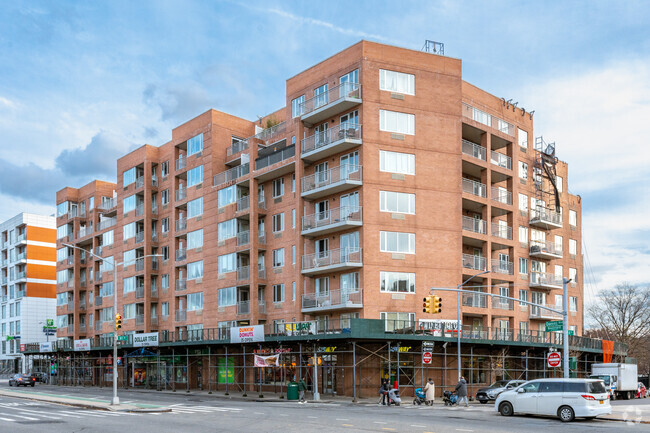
[43, 41, 613, 397]
[1, 213, 56, 373]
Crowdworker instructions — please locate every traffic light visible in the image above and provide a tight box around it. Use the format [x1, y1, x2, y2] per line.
[431, 296, 442, 314]
[423, 296, 432, 314]
[115, 314, 122, 330]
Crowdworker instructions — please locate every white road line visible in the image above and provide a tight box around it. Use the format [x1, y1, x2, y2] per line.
[254, 412, 265, 415]
[336, 418, 349, 421]
[410, 425, 427, 428]
[54, 412, 83, 418]
[374, 422, 387, 424]
[308, 416, 318, 419]
[456, 429, 474, 432]
[9, 414, 39, 420]
[0, 417, 15, 422]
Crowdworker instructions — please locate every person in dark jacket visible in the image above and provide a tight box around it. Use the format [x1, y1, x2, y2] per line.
[455, 376, 468, 407]
[378, 379, 389, 405]
[298, 377, 307, 403]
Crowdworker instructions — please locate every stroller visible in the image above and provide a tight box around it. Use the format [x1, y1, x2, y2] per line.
[387, 387, 401, 406]
[413, 388, 432, 406]
[443, 390, 458, 406]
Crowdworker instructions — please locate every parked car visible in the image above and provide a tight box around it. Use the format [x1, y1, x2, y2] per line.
[8, 374, 36, 387]
[635, 382, 647, 399]
[476, 380, 526, 404]
[495, 378, 611, 422]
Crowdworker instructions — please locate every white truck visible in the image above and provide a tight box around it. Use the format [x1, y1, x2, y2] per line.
[590, 363, 638, 400]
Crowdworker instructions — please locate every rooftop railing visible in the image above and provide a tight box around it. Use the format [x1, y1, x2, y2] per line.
[252, 121, 286, 146]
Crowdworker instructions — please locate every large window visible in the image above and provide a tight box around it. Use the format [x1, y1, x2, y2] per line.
[292, 95, 305, 118]
[518, 161, 528, 180]
[187, 260, 203, 280]
[57, 247, 68, 262]
[519, 258, 529, 275]
[187, 134, 203, 156]
[379, 69, 415, 95]
[187, 292, 203, 311]
[569, 297, 577, 312]
[187, 165, 203, 187]
[272, 213, 284, 233]
[380, 312, 415, 332]
[123, 249, 136, 265]
[100, 282, 113, 297]
[218, 253, 236, 274]
[569, 210, 577, 226]
[518, 128, 528, 148]
[123, 195, 136, 213]
[273, 284, 285, 303]
[519, 226, 528, 243]
[218, 185, 236, 208]
[103, 229, 114, 245]
[380, 231, 415, 254]
[123, 276, 136, 294]
[187, 229, 203, 249]
[56, 270, 69, 284]
[56, 201, 69, 217]
[379, 109, 415, 135]
[518, 194, 528, 212]
[123, 303, 136, 319]
[380, 271, 415, 293]
[272, 248, 284, 268]
[123, 167, 136, 186]
[123, 223, 136, 240]
[380, 150, 415, 175]
[218, 287, 236, 307]
[272, 178, 284, 198]
[56, 224, 68, 240]
[218, 219, 237, 241]
[569, 239, 577, 256]
[380, 191, 415, 214]
[187, 197, 203, 218]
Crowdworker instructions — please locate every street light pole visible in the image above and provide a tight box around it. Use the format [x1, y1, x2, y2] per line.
[562, 277, 572, 379]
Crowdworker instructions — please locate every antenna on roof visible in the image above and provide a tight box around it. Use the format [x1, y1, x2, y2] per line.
[422, 40, 444, 56]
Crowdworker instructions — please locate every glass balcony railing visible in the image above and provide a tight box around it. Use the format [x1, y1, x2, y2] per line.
[462, 216, 486, 234]
[461, 139, 486, 161]
[462, 254, 486, 271]
[462, 178, 486, 198]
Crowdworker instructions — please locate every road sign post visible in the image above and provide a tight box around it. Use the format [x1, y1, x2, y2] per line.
[422, 351, 432, 365]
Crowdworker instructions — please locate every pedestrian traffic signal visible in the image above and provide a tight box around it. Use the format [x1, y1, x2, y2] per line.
[115, 314, 122, 330]
[423, 296, 433, 314]
[431, 296, 442, 314]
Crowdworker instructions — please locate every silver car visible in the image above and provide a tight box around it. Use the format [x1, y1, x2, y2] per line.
[476, 380, 525, 404]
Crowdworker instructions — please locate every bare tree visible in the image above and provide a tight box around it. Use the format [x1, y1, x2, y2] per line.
[587, 283, 650, 370]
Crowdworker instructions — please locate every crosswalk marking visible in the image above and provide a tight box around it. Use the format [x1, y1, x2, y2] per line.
[0, 417, 15, 422]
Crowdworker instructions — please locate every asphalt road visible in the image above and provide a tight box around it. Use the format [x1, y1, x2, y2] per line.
[1, 384, 648, 433]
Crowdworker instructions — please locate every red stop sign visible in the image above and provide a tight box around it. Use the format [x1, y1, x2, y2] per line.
[422, 352, 432, 364]
[547, 352, 561, 368]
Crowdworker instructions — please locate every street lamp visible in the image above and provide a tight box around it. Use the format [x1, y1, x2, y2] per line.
[456, 269, 490, 381]
[63, 243, 161, 405]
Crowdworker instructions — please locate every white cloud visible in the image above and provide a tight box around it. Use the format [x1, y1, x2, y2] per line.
[0, 96, 15, 109]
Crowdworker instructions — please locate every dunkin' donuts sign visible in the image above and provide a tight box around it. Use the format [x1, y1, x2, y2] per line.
[230, 325, 265, 343]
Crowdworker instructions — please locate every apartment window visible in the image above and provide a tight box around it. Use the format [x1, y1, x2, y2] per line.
[379, 109, 415, 135]
[272, 213, 284, 233]
[123, 276, 136, 294]
[161, 161, 169, 177]
[519, 226, 528, 243]
[161, 246, 169, 261]
[218, 219, 237, 241]
[273, 284, 285, 303]
[518, 194, 528, 212]
[161, 218, 169, 233]
[519, 289, 528, 305]
[380, 191, 415, 214]
[272, 248, 285, 268]
[292, 245, 296, 264]
[555, 235, 563, 252]
[291, 95, 305, 118]
[518, 128, 528, 148]
[56, 224, 68, 240]
[123, 249, 136, 265]
[291, 173, 295, 192]
[161, 189, 169, 205]
[187, 197, 203, 218]
[89, 197, 94, 210]
[57, 247, 68, 262]
[161, 302, 169, 317]
[187, 260, 203, 280]
[518, 161, 528, 180]
[103, 229, 114, 245]
[218, 185, 237, 208]
[556, 176, 563, 193]
[187, 133, 203, 156]
[555, 265, 563, 280]
[380, 231, 415, 254]
[218, 253, 236, 274]
[187, 292, 203, 311]
[123, 223, 135, 240]
[380, 312, 415, 332]
[100, 282, 113, 297]
[161, 275, 169, 290]
[187, 229, 203, 249]
[379, 69, 415, 95]
[315, 277, 329, 296]
[569, 268, 578, 284]
[379, 150, 415, 175]
[272, 178, 284, 198]
[122, 303, 136, 319]
[187, 165, 203, 187]
[123, 195, 136, 213]
[123, 167, 136, 186]
[569, 210, 577, 226]
[519, 258, 529, 275]
[567, 296, 578, 313]
[218, 287, 236, 307]
[569, 239, 577, 256]
[56, 201, 69, 217]
[380, 271, 415, 293]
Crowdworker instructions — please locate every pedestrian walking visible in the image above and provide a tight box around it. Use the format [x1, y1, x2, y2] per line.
[455, 376, 468, 407]
[298, 377, 307, 403]
[378, 379, 389, 405]
[423, 378, 435, 404]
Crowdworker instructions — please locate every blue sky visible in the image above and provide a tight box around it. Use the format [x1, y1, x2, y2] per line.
[1, 0, 649, 304]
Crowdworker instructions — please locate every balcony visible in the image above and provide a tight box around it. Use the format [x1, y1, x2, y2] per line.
[461, 139, 486, 161]
[152, 177, 159, 188]
[253, 145, 295, 183]
[301, 123, 362, 163]
[491, 296, 514, 310]
[176, 218, 187, 233]
[135, 258, 145, 271]
[302, 288, 363, 313]
[491, 259, 513, 275]
[236, 231, 249, 247]
[136, 314, 144, 326]
[15, 271, 26, 281]
[176, 248, 186, 262]
[529, 240, 562, 259]
[491, 187, 513, 206]
[462, 254, 486, 271]
[99, 217, 116, 230]
[78, 226, 93, 239]
[98, 198, 117, 213]
[214, 163, 249, 188]
[95, 296, 103, 306]
[462, 178, 486, 198]
[530, 207, 563, 229]
[94, 321, 102, 331]
[135, 231, 145, 244]
[16, 251, 27, 262]
[258, 233, 266, 245]
[79, 323, 86, 333]
[226, 139, 249, 165]
[236, 266, 250, 281]
[176, 279, 186, 291]
[67, 324, 74, 333]
[150, 316, 158, 327]
[462, 216, 486, 235]
[175, 188, 187, 202]
[529, 271, 563, 290]
[258, 302, 266, 315]
[136, 285, 145, 299]
[135, 204, 144, 216]
[236, 196, 249, 213]
[491, 223, 513, 240]
[462, 292, 488, 308]
[300, 82, 362, 127]
[258, 266, 266, 279]
[135, 176, 144, 189]
[95, 245, 103, 256]
[301, 206, 363, 237]
[301, 247, 362, 276]
[236, 301, 250, 315]
[175, 309, 187, 322]
[176, 155, 187, 171]
[530, 304, 562, 320]
[258, 198, 266, 211]
[462, 102, 515, 137]
[301, 165, 362, 200]
[490, 151, 512, 170]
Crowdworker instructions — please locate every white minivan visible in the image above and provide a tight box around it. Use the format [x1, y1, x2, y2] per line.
[495, 378, 611, 422]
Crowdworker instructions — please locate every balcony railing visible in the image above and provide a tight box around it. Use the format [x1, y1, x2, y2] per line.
[302, 288, 363, 312]
[258, 266, 266, 279]
[530, 207, 563, 228]
[258, 197, 266, 211]
[78, 226, 93, 238]
[15, 271, 26, 280]
[152, 177, 158, 188]
[236, 196, 249, 213]
[176, 155, 187, 171]
[237, 231, 249, 246]
[299, 82, 361, 119]
[176, 218, 187, 232]
[301, 248, 362, 272]
[461, 139, 487, 161]
[491, 187, 512, 205]
[462, 254, 486, 271]
[135, 231, 145, 244]
[491, 259, 513, 275]
[136, 314, 145, 326]
[530, 271, 563, 288]
[226, 139, 249, 158]
[530, 303, 563, 320]
[175, 188, 187, 201]
[95, 246, 103, 256]
[462, 102, 515, 137]
[529, 240, 563, 257]
[135, 177, 144, 189]
[258, 302, 266, 314]
[253, 121, 287, 145]
[95, 296, 103, 306]
[462, 178, 486, 198]
[236, 301, 250, 315]
[301, 165, 362, 196]
[98, 198, 116, 211]
[136, 285, 145, 299]
[135, 204, 144, 216]
[16, 251, 27, 261]
[462, 216, 486, 234]
[462, 292, 488, 308]
[94, 321, 102, 331]
[135, 258, 145, 271]
[255, 145, 295, 171]
[68, 324, 74, 333]
[302, 206, 362, 235]
[491, 223, 513, 240]
[175, 309, 187, 321]
[492, 295, 514, 310]
[176, 248, 186, 261]
[150, 316, 158, 327]
[236, 266, 250, 281]
[213, 163, 249, 188]
[258, 233, 266, 245]
[490, 151, 512, 170]
[79, 323, 86, 333]
[301, 123, 362, 157]
[176, 279, 186, 291]
[99, 217, 116, 230]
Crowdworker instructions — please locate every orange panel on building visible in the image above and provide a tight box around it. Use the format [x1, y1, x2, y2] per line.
[26, 244, 56, 262]
[26, 263, 56, 280]
[26, 282, 56, 298]
[26, 226, 56, 244]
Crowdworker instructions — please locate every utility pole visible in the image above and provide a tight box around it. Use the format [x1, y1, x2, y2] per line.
[562, 277, 571, 379]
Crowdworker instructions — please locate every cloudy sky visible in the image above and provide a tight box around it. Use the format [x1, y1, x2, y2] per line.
[1, 0, 648, 306]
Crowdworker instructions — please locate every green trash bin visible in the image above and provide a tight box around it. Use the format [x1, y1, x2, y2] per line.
[287, 382, 299, 400]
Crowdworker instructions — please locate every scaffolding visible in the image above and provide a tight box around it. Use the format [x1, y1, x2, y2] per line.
[422, 40, 444, 56]
[533, 136, 560, 214]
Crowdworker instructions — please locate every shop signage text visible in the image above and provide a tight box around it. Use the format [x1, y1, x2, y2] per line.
[74, 339, 91, 351]
[230, 325, 265, 343]
[133, 332, 159, 347]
